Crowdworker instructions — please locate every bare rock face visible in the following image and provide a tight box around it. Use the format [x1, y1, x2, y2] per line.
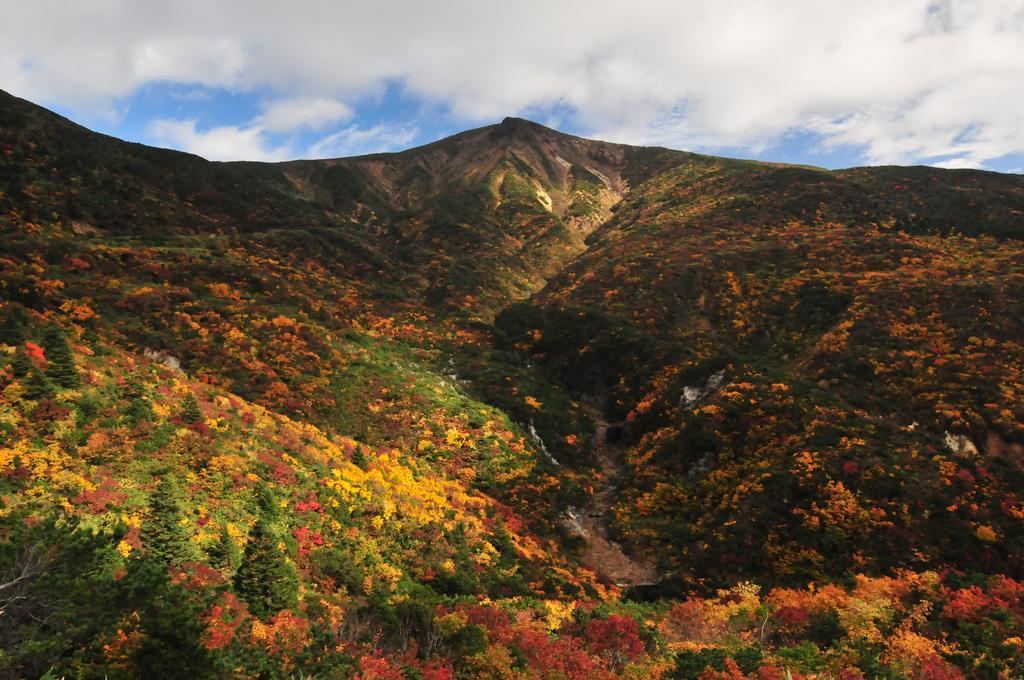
[679, 369, 726, 408]
[560, 506, 588, 537]
[527, 419, 559, 466]
[944, 431, 979, 457]
[143, 348, 181, 371]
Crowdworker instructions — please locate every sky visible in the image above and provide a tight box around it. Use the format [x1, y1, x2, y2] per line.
[3, 0, 1023, 172]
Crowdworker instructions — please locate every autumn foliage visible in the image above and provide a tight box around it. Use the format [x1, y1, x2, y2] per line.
[1, 89, 1023, 677]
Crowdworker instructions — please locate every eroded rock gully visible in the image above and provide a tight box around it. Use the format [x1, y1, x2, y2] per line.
[564, 406, 659, 587]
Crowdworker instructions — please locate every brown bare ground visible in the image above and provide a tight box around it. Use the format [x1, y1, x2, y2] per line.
[577, 406, 659, 587]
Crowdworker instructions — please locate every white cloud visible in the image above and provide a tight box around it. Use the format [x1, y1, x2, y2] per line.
[307, 123, 419, 158]
[3, 0, 1023, 165]
[257, 97, 352, 133]
[147, 118, 290, 161]
[0, 2, 246, 108]
[145, 99, 399, 161]
[930, 157, 984, 169]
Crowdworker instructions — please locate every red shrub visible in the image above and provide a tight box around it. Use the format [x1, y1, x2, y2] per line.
[585, 614, 645, 667]
[910, 654, 964, 680]
[699, 658, 750, 679]
[942, 586, 990, 622]
[772, 605, 811, 630]
[453, 603, 511, 640]
[23, 341, 46, 365]
[359, 654, 405, 680]
[512, 626, 611, 679]
[291, 526, 324, 556]
[204, 592, 250, 650]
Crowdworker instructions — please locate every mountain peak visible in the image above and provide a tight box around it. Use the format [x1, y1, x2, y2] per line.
[497, 115, 539, 130]
[489, 115, 554, 142]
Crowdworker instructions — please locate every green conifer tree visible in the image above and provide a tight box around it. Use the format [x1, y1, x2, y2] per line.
[21, 365, 54, 401]
[255, 481, 282, 521]
[208, 527, 242, 572]
[141, 476, 194, 566]
[122, 374, 152, 423]
[42, 324, 79, 389]
[0, 305, 27, 346]
[351, 446, 367, 469]
[179, 392, 201, 423]
[233, 519, 299, 618]
[10, 348, 32, 378]
[127, 561, 214, 679]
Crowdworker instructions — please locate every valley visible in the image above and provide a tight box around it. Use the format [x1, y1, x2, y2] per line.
[1, 88, 1023, 678]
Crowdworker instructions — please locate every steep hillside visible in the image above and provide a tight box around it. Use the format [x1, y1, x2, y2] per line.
[1, 90, 681, 317]
[499, 154, 1024, 586]
[0, 325, 595, 676]
[293, 117, 660, 312]
[2, 90, 1024, 678]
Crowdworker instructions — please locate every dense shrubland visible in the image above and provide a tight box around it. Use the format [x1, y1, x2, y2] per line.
[2, 89, 1023, 677]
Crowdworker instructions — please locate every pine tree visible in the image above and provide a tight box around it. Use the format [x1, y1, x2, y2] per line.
[10, 348, 31, 378]
[180, 392, 201, 423]
[122, 373, 152, 423]
[233, 519, 299, 618]
[208, 527, 242, 572]
[21, 365, 54, 400]
[42, 324, 79, 389]
[0, 306, 26, 347]
[126, 561, 215, 679]
[255, 481, 282, 522]
[142, 476, 194, 566]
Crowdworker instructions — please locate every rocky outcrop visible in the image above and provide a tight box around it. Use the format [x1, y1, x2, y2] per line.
[679, 369, 726, 409]
[944, 431, 980, 457]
